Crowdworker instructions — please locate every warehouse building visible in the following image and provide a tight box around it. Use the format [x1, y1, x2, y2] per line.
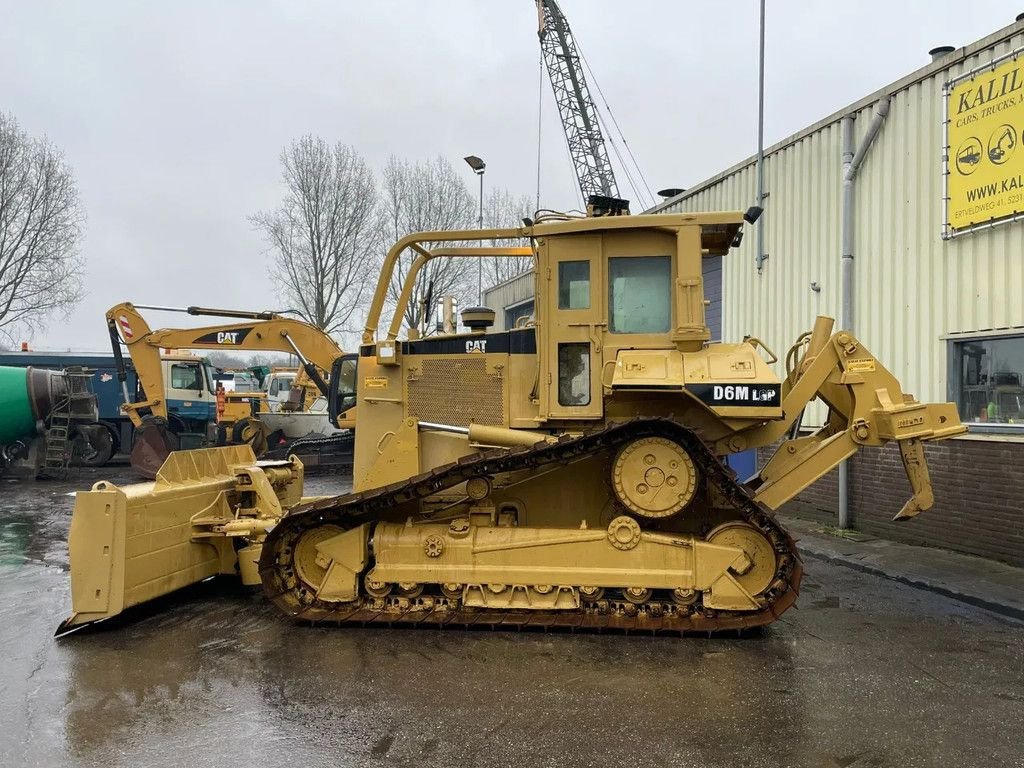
[486, 16, 1024, 566]
[653, 16, 1024, 566]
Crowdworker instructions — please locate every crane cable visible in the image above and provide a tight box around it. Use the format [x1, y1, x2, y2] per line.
[576, 46, 656, 210]
[582, 55, 655, 208]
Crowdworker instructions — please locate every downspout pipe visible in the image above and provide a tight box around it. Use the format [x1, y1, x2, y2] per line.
[838, 96, 890, 530]
[754, 0, 767, 272]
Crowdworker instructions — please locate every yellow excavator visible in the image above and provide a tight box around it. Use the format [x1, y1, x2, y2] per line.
[105, 302, 356, 477]
[60, 210, 965, 635]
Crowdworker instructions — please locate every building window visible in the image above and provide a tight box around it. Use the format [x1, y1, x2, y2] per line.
[558, 342, 590, 406]
[505, 300, 534, 330]
[608, 255, 671, 334]
[558, 261, 590, 309]
[950, 335, 1024, 427]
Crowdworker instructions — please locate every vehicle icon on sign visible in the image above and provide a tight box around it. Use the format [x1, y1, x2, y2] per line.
[987, 124, 1016, 164]
[955, 137, 983, 175]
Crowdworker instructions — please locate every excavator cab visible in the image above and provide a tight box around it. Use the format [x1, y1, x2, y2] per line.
[328, 353, 359, 427]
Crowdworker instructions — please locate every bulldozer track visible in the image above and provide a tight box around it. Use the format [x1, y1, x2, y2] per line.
[259, 418, 803, 634]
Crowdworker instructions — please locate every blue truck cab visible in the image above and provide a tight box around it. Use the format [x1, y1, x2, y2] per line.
[159, 354, 218, 445]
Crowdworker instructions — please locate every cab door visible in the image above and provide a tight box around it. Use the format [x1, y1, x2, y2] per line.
[543, 234, 604, 419]
[328, 353, 359, 428]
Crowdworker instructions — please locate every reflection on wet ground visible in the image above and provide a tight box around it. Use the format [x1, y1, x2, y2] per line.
[1, 467, 1022, 767]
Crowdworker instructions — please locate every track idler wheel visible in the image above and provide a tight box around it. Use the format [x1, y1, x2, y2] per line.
[611, 436, 698, 519]
[706, 522, 778, 597]
[292, 524, 346, 596]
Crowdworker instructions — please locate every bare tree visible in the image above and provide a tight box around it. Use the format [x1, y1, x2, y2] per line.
[481, 188, 535, 287]
[204, 351, 249, 369]
[377, 156, 475, 334]
[252, 136, 377, 335]
[0, 113, 84, 342]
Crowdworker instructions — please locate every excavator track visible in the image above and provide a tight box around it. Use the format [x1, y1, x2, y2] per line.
[262, 431, 355, 470]
[259, 418, 803, 634]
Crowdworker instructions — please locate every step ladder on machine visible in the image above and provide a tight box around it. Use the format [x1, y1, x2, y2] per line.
[41, 395, 73, 478]
[37, 367, 97, 480]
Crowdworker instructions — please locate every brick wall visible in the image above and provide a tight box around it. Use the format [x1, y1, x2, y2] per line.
[758, 437, 1024, 568]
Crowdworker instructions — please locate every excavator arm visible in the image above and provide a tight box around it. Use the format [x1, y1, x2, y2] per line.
[106, 302, 345, 476]
[720, 317, 965, 520]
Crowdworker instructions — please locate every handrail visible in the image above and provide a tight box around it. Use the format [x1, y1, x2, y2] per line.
[386, 247, 534, 340]
[362, 227, 529, 344]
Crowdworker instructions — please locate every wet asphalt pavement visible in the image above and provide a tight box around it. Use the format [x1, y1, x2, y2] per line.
[1, 467, 1022, 768]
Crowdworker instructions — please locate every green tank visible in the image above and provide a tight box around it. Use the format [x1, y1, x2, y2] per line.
[0, 365, 66, 443]
[0, 366, 39, 443]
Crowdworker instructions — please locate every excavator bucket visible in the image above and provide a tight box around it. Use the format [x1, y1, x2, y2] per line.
[57, 445, 303, 635]
[129, 417, 178, 479]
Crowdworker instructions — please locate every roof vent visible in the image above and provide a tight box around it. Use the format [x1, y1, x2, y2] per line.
[929, 45, 955, 62]
[1017, 12, 1024, 21]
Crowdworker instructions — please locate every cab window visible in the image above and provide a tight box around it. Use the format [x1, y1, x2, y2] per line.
[338, 358, 357, 399]
[608, 256, 671, 334]
[170, 363, 202, 391]
[557, 343, 591, 406]
[558, 260, 590, 309]
[329, 354, 359, 420]
[269, 377, 292, 397]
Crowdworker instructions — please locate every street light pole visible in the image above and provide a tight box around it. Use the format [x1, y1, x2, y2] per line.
[464, 155, 486, 305]
[477, 169, 484, 303]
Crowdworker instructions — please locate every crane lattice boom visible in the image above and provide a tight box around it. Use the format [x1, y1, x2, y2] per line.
[537, 0, 625, 213]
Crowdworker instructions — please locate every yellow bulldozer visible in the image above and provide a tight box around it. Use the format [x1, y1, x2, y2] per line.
[59, 209, 965, 635]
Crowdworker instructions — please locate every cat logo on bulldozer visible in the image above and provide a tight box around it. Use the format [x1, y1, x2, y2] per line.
[466, 339, 487, 353]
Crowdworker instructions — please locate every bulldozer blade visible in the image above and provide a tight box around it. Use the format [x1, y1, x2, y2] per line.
[59, 446, 262, 634]
[130, 419, 178, 479]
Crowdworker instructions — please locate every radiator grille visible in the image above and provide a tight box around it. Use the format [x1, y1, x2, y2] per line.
[407, 358, 504, 426]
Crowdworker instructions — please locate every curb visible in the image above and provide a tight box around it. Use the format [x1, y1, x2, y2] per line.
[797, 543, 1024, 623]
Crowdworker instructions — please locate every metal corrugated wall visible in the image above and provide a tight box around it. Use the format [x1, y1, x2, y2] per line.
[483, 272, 535, 330]
[660, 23, 1024, 422]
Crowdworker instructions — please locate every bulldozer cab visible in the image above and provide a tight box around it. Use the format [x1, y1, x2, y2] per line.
[536, 217, 742, 420]
[340, 212, 762, 490]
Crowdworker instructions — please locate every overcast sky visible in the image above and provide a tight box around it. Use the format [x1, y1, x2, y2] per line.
[2, 0, 1019, 351]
